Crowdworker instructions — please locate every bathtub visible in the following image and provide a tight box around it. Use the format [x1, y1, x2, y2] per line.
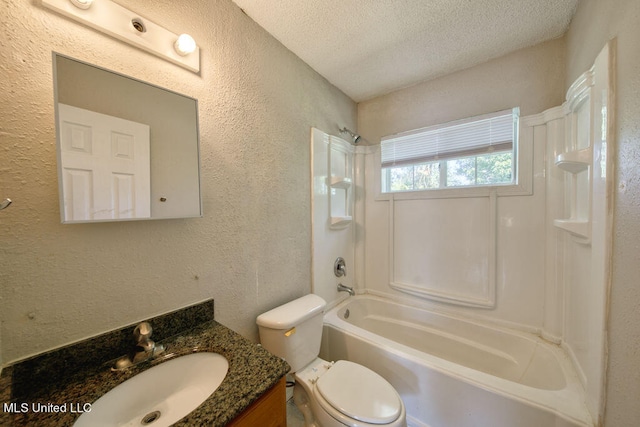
[320, 295, 592, 427]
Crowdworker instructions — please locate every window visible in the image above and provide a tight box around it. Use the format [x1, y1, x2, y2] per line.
[381, 108, 519, 193]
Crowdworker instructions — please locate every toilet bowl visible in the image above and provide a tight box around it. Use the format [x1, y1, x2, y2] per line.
[294, 358, 406, 427]
[257, 294, 406, 427]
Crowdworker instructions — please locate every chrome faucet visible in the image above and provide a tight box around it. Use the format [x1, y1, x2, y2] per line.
[337, 283, 355, 296]
[113, 322, 165, 370]
[132, 322, 163, 363]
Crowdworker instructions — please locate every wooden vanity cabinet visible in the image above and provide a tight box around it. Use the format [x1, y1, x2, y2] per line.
[226, 377, 287, 427]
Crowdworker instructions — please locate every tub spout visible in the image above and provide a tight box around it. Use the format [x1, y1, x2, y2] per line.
[337, 283, 354, 296]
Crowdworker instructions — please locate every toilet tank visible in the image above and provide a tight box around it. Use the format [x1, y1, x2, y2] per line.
[256, 294, 326, 372]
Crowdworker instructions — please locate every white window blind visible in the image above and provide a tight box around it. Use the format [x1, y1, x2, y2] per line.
[381, 108, 518, 168]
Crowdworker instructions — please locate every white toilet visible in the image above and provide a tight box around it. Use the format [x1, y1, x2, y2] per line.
[257, 294, 406, 427]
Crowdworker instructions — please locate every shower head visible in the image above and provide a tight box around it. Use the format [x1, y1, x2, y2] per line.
[339, 127, 361, 144]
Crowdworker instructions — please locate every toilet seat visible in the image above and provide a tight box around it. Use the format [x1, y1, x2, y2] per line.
[315, 360, 402, 424]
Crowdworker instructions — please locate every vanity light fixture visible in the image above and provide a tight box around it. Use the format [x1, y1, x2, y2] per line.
[42, 0, 200, 73]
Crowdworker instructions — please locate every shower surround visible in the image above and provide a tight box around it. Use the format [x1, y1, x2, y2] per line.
[312, 41, 613, 426]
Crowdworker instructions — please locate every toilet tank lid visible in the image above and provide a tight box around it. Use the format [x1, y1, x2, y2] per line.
[257, 294, 326, 329]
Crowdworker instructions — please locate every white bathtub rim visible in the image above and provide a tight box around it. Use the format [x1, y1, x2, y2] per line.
[363, 313, 522, 369]
[335, 291, 567, 356]
[353, 293, 562, 361]
[324, 295, 593, 427]
[361, 289, 548, 338]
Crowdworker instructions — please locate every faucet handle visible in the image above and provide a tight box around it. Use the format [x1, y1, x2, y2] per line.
[334, 257, 347, 277]
[134, 322, 153, 342]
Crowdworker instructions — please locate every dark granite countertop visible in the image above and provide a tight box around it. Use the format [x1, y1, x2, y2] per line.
[0, 302, 290, 427]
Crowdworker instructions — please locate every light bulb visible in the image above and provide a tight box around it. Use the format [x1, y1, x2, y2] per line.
[174, 34, 196, 56]
[69, 0, 94, 9]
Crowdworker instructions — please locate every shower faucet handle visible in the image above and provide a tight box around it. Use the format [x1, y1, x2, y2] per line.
[334, 257, 347, 277]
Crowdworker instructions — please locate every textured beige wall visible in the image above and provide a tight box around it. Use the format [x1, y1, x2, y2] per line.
[0, 0, 355, 364]
[566, 0, 640, 425]
[357, 37, 566, 145]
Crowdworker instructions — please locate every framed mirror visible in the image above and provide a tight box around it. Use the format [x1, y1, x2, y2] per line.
[53, 53, 202, 223]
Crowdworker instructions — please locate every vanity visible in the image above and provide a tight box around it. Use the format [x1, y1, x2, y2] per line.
[0, 300, 290, 426]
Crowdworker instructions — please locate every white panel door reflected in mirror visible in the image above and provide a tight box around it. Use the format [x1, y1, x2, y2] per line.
[58, 104, 151, 221]
[53, 53, 202, 223]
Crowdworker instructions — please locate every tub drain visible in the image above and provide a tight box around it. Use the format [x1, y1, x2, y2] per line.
[344, 309, 350, 319]
[141, 410, 161, 425]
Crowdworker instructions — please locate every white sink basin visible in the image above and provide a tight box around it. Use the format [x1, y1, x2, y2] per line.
[74, 352, 228, 427]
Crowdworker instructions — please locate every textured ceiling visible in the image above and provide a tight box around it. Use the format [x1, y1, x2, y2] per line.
[231, 0, 579, 102]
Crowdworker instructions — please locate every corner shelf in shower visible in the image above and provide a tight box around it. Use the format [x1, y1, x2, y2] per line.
[553, 219, 590, 240]
[555, 148, 591, 173]
[328, 176, 352, 189]
[553, 148, 592, 241]
[330, 215, 353, 228]
[327, 136, 354, 230]
[329, 175, 353, 228]
[552, 67, 595, 243]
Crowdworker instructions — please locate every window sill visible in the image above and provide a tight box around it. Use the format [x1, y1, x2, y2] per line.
[375, 181, 531, 201]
